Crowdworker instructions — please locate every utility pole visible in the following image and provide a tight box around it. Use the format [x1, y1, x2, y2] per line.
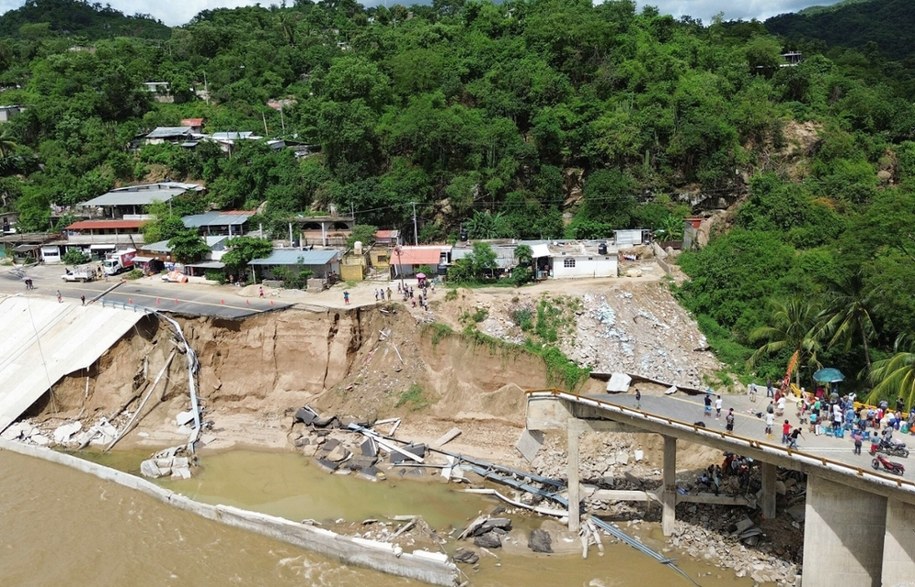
[350, 201, 355, 223]
[411, 201, 418, 246]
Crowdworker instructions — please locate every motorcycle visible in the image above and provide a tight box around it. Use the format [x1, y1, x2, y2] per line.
[872, 438, 910, 458]
[872, 454, 906, 476]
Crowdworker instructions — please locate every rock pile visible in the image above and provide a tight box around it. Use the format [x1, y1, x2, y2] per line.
[139, 445, 196, 479]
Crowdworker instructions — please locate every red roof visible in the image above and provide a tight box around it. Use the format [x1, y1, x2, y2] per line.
[392, 247, 442, 266]
[66, 219, 146, 231]
[375, 229, 400, 239]
[181, 117, 204, 127]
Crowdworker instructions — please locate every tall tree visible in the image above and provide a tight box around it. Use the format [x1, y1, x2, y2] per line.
[815, 272, 877, 369]
[749, 298, 822, 386]
[867, 335, 915, 410]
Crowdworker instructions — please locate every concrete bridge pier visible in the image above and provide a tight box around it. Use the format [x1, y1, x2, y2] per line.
[760, 462, 777, 519]
[883, 498, 915, 585]
[803, 475, 887, 586]
[567, 420, 582, 532]
[662, 435, 677, 536]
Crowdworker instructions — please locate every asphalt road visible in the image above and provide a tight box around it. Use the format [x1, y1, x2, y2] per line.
[2, 264, 290, 318]
[593, 390, 915, 482]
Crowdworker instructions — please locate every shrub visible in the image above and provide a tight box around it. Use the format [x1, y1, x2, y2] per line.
[62, 249, 90, 265]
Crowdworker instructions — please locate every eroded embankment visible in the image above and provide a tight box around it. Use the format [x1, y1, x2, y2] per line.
[34, 304, 552, 443]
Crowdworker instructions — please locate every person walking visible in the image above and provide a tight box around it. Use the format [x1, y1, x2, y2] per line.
[715, 395, 723, 419]
[386, 287, 392, 300]
[80, 294, 86, 306]
[635, 389, 641, 410]
[782, 420, 791, 444]
[56, 290, 62, 303]
[749, 383, 757, 403]
[788, 427, 803, 449]
[259, 286, 265, 298]
[704, 394, 712, 417]
[852, 429, 863, 455]
[725, 408, 735, 432]
[343, 290, 350, 305]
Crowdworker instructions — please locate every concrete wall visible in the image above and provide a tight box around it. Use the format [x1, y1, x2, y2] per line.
[0, 440, 458, 587]
[803, 475, 887, 587]
[883, 498, 915, 587]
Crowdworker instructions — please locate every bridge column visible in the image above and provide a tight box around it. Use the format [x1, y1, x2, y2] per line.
[567, 420, 582, 532]
[661, 435, 677, 536]
[883, 498, 915, 585]
[759, 462, 777, 519]
[802, 474, 886, 587]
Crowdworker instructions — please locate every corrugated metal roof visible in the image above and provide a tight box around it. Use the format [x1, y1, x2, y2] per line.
[182, 211, 254, 228]
[248, 249, 338, 266]
[391, 247, 444, 266]
[143, 235, 227, 253]
[210, 131, 258, 141]
[66, 219, 146, 230]
[146, 126, 193, 139]
[80, 183, 203, 207]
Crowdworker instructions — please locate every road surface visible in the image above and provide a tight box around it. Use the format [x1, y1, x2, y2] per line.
[2, 265, 290, 318]
[593, 389, 914, 481]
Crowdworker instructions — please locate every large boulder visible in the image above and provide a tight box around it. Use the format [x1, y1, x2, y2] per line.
[473, 532, 502, 549]
[528, 528, 553, 553]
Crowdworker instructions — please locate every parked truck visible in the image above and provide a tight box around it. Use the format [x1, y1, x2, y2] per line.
[102, 248, 136, 276]
[61, 267, 96, 282]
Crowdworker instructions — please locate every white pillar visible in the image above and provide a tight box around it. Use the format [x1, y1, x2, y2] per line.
[662, 435, 677, 536]
[567, 421, 581, 532]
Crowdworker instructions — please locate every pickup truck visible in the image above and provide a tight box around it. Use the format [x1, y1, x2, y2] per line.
[61, 268, 96, 282]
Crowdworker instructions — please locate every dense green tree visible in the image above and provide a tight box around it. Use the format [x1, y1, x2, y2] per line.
[749, 298, 823, 386]
[168, 230, 211, 264]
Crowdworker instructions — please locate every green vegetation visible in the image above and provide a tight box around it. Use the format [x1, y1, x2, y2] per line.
[0, 0, 910, 402]
[423, 322, 454, 346]
[395, 384, 428, 411]
[168, 230, 210, 264]
[124, 268, 143, 280]
[61, 248, 89, 265]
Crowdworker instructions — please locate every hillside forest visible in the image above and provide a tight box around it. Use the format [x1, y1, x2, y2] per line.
[0, 0, 913, 404]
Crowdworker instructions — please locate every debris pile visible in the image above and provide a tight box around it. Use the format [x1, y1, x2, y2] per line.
[139, 445, 196, 479]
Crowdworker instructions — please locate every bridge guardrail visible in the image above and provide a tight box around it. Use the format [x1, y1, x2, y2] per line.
[526, 388, 915, 494]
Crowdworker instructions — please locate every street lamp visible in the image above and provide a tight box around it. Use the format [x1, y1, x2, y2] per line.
[394, 245, 406, 292]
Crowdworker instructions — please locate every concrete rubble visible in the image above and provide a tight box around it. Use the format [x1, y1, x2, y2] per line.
[139, 445, 196, 479]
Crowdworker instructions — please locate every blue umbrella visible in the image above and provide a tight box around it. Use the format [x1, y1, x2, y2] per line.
[813, 367, 845, 383]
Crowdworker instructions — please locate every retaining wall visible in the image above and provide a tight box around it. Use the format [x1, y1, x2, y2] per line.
[0, 440, 458, 586]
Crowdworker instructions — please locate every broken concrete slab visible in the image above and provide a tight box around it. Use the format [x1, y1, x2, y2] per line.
[606, 372, 632, 393]
[453, 548, 479, 565]
[473, 532, 502, 548]
[52, 421, 82, 445]
[391, 443, 426, 464]
[360, 437, 378, 457]
[171, 466, 192, 480]
[324, 445, 350, 463]
[175, 410, 196, 427]
[516, 428, 544, 463]
[432, 427, 462, 448]
[315, 458, 340, 473]
[294, 406, 318, 425]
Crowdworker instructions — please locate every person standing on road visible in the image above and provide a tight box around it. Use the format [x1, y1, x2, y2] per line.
[704, 394, 712, 417]
[715, 395, 723, 419]
[386, 287, 392, 300]
[852, 429, 863, 455]
[725, 408, 735, 432]
[80, 294, 86, 306]
[782, 420, 791, 444]
[765, 411, 774, 437]
[635, 388, 641, 410]
[749, 383, 757, 403]
[343, 290, 350, 305]
[56, 290, 62, 303]
[767, 380, 774, 398]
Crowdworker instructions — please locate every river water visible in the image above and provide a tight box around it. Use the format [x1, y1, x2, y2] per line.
[0, 449, 754, 586]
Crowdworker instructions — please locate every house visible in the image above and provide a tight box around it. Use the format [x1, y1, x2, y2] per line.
[207, 131, 261, 154]
[144, 126, 194, 145]
[1, 211, 17, 234]
[340, 249, 368, 282]
[182, 211, 254, 237]
[140, 235, 230, 276]
[374, 229, 400, 246]
[544, 241, 618, 279]
[79, 182, 205, 218]
[248, 249, 340, 281]
[391, 246, 451, 278]
[289, 215, 355, 247]
[369, 246, 391, 272]
[141, 235, 230, 262]
[53, 219, 148, 261]
[142, 82, 173, 103]
[181, 118, 205, 133]
[613, 229, 648, 247]
[451, 241, 524, 275]
[0, 232, 56, 263]
[0, 105, 22, 123]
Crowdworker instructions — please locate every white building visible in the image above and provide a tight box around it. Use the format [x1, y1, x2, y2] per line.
[546, 241, 618, 279]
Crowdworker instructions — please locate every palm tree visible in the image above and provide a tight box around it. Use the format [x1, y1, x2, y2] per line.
[815, 273, 877, 369]
[748, 298, 822, 387]
[867, 335, 915, 410]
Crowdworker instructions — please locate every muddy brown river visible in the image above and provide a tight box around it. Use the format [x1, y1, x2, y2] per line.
[0, 449, 755, 586]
